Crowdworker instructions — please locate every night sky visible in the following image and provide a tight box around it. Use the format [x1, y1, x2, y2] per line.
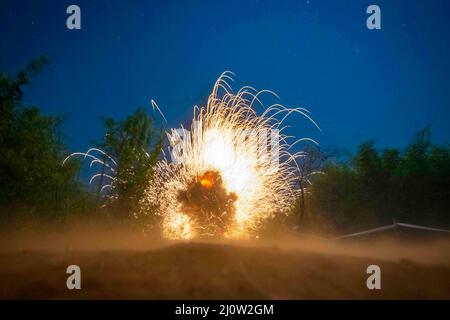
[1, 0, 449, 153]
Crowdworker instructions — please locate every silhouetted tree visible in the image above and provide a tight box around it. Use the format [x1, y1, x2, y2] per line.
[295, 145, 337, 227]
[96, 107, 163, 217]
[0, 56, 90, 218]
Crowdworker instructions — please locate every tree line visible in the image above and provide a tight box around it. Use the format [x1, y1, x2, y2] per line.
[0, 57, 162, 223]
[1, 58, 449, 233]
[295, 128, 450, 233]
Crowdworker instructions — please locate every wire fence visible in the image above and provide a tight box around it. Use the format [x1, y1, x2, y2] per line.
[332, 221, 450, 240]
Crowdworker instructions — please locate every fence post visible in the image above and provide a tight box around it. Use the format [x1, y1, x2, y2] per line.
[392, 217, 400, 238]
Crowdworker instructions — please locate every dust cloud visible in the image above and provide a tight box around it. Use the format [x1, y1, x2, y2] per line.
[0, 218, 449, 299]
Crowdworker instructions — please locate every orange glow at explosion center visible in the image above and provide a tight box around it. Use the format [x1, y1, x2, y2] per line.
[199, 172, 214, 188]
[137, 72, 319, 239]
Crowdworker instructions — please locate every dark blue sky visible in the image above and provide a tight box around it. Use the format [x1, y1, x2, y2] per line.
[1, 0, 449, 153]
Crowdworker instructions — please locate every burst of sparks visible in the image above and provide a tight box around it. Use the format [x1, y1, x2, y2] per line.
[63, 148, 118, 195]
[138, 72, 319, 239]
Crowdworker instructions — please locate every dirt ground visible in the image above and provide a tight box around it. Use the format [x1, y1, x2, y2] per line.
[0, 223, 449, 299]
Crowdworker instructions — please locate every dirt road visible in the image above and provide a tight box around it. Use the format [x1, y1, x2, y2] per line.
[1, 238, 449, 299]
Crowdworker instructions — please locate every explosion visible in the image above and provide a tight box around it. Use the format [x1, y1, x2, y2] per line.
[178, 170, 237, 237]
[138, 72, 319, 239]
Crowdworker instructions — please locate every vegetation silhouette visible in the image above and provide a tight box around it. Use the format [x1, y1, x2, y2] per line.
[1, 58, 449, 236]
